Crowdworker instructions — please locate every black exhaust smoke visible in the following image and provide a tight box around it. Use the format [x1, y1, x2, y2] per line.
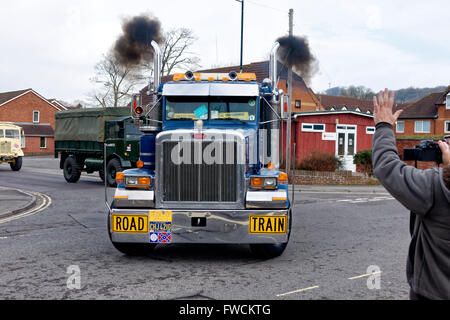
[113, 14, 164, 65]
[276, 35, 318, 84]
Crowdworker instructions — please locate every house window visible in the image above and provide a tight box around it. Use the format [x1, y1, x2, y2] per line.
[414, 120, 430, 133]
[366, 126, 375, 134]
[295, 100, 301, 109]
[40, 137, 46, 149]
[21, 135, 26, 148]
[33, 110, 40, 123]
[396, 121, 404, 133]
[446, 93, 450, 110]
[445, 121, 450, 134]
[302, 123, 325, 132]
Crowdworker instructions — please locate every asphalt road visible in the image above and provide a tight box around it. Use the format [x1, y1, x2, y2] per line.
[0, 157, 411, 300]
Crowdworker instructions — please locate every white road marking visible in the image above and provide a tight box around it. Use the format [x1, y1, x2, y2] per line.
[348, 271, 382, 280]
[337, 196, 394, 204]
[294, 191, 391, 195]
[276, 285, 320, 297]
[0, 190, 52, 224]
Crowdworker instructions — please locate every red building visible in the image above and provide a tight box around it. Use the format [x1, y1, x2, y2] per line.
[291, 110, 375, 171]
[0, 88, 67, 155]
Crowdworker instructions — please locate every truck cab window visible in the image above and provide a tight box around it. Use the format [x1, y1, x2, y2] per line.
[117, 123, 124, 139]
[166, 97, 207, 120]
[106, 122, 115, 139]
[5, 130, 20, 139]
[125, 123, 142, 140]
[210, 97, 257, 121]
[165, 96, 257, 121]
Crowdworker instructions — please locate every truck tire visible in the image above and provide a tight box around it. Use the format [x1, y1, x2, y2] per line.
[107, 203, 157, 256]
[10, 156, 22, 171]
[106, 158, 123, 188]
[63, 156, 81, 183]
[99, 168, 105, 182]
[250, 209, 292, 259]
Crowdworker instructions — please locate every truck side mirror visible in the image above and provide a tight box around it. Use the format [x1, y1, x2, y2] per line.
[280, 93, 288, 120]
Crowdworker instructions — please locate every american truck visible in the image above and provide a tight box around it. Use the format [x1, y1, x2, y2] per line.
[107, 41, 293, 258]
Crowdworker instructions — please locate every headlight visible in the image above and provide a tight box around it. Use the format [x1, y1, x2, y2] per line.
[263, 178, 277, 189]
[250, 177, 278, 190]
[125, 176, 151, 188]
[126, 176, 139, 185]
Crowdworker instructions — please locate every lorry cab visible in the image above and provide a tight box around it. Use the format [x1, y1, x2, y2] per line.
[108, 41, 292, 258]
[0, 122, 24, 171]
[103, 116, 142, 186]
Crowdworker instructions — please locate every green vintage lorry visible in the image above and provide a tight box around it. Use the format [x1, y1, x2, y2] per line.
[54, 108, 142, 187]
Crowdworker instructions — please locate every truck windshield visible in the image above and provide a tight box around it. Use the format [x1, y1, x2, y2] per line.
[0, 129, 3, 138]
[5, 129, 20, 139]
[124, 123, 142, 140]
[165, 96, 257, 121]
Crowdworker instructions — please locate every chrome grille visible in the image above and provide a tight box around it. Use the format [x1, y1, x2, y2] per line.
[162, 141, 238, 202]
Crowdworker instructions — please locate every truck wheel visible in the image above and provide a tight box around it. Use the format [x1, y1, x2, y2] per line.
[107, 203, 157, 256]
[250, 242, 288, 259]
[63, 156, 81, 183]
[250, 209, 292, 259]
[106, 158, 123, 187]
[10, 156, 22, 171]
[99, 169, 105, 182]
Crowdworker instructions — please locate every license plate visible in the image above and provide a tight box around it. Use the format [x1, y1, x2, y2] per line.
[249, 215, 287, 234]
[112, 215, 148, 233]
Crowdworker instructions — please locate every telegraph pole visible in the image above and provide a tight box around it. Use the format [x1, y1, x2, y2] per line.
[286, 8, 293, 178]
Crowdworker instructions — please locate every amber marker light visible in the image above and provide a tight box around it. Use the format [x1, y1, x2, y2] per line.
[116, 172, 124, 184]
[251, 178, 264, 188]
[278, 172, 288, 185]
[138, 177, 150, 186]
[137, 160, 144, 168]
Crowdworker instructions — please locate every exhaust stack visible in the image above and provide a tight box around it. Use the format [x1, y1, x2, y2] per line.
[269, 42, 280, 93]
[267, 42, 281, 169]
[150, 40, 162, 93]
[146, 40, 162, 124]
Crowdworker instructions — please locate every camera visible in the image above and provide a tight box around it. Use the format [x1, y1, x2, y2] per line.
[403, 139, 445, 164]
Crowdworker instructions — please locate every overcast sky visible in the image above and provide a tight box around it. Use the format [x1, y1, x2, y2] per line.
[0, 0, 449, 103]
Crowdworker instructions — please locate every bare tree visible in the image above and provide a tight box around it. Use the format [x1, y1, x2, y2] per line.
[162, 28, 201, 75]
[89, 52, 143, 107]
[89, 27, 200, 107]
[140, 28, 201, 77]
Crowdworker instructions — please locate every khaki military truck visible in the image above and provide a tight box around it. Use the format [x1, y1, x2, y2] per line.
[0, 122, 24, 171]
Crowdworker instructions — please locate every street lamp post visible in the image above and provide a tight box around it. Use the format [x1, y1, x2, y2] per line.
[236, 0, 244, 73]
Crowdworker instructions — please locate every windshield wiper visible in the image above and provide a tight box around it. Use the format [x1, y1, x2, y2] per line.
[169, 118, 197, 121]
[220, 118, 248, 124]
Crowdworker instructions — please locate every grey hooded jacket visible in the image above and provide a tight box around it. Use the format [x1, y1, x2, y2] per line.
[372, 122, 450, 300]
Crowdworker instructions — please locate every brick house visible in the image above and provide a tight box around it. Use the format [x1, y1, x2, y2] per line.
[140, 61, 322, 112]
[392, 86, 450, 169]
[0, 89, 67, 155]
[394, 86, 450, 137]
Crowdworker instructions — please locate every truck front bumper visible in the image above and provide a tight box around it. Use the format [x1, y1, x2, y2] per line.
[108, 208, 290, 244]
